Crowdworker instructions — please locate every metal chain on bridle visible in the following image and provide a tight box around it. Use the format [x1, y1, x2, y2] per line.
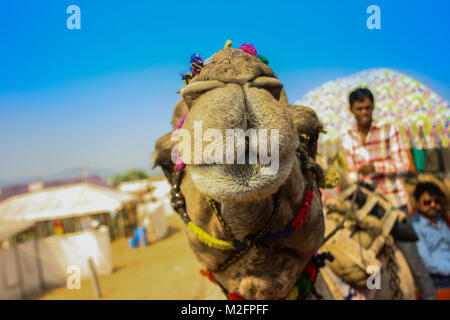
[383, 237, 403, 300]
[169, 169, 189, 224]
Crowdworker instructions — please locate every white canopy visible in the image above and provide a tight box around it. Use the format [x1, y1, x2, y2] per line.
[0, 183, 135, 241]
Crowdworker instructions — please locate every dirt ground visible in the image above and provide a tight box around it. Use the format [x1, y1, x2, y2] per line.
[34, 214, 224, 300]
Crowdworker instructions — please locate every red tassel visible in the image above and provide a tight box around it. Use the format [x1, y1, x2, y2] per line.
[227, 293, 246, 300]
[200, 269, 216, 283]
[303, 261, 318, 281]
[310, 264, 317, 281]
[292, 190, 314, 230]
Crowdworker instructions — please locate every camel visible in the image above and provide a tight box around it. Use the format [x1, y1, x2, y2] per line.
[153, 47, 331, 300]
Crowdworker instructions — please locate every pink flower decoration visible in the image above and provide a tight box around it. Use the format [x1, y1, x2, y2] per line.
[175, 152, 184, 170]
[239, 44, 257, 56]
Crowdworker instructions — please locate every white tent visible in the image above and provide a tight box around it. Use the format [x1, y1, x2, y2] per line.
[118, 179, 151, 194]
[150, 179, 171, 199]
[0, 220, 34, 243]
[147, 179, 174, 216]
[0, 183, 135, 241]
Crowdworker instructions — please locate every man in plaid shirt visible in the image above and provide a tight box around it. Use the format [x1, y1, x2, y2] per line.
[342, 113, 410, 209]
[341, 88, 436, 299]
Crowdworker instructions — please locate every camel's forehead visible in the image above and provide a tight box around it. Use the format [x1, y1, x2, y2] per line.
[193, 48, 276, 84]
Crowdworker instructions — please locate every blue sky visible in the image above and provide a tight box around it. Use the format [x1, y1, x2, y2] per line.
[0, 0, 449, 183]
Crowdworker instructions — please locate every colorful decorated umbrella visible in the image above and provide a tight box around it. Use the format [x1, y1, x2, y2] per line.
[295, 68, 449, 155]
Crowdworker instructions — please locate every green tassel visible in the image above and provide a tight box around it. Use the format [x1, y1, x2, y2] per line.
[257, 55, 269, 65]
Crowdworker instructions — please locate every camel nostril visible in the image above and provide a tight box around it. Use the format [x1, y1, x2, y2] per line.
[245, 136, 250, 161]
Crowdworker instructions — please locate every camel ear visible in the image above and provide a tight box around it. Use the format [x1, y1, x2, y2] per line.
[153, 131, 178, 180]
[287, 104, 324, 159]
[180, 80, 225, 109]
[172, 99, 189, 129]
[250, 77, 284, 101]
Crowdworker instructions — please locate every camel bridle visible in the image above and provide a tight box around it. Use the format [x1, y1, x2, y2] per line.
[167, 135, 334, 299]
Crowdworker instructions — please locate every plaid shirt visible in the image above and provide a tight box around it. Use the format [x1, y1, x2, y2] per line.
[341, 121, 410, 207]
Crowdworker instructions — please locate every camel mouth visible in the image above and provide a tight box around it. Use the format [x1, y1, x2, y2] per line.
[189, 153, 295, 202]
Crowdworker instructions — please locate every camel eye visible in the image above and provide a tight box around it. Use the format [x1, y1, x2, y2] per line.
[180, 80, 225, 109]
[250, 77, 283, 100]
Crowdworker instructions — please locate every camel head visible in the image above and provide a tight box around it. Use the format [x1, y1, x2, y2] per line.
[166, 48, 316, 202]
[153, 47, 326, 300]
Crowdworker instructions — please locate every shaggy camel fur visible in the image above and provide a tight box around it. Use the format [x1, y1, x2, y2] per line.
[154, 48, 326, 299]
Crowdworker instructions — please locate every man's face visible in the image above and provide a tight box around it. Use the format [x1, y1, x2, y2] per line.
[417, 191, 442, 220]
[350, 96, 373, 127]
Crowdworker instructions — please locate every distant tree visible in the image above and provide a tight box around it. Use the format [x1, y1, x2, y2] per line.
[111, 169, 149, 187]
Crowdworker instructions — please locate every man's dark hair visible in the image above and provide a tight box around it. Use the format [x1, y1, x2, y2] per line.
[414, 182, 445, 200]
[349, 88, 374, 107]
